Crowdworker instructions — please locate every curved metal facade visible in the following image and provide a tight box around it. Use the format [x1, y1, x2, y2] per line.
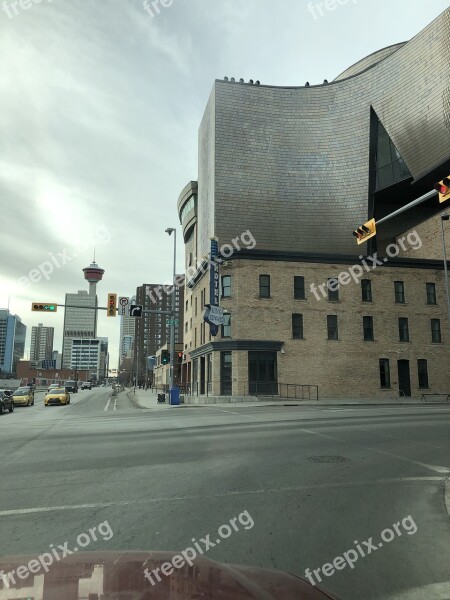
[197, 8, 450, 257]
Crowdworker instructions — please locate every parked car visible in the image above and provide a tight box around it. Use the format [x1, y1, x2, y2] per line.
[44, 388, 70, 406]
[0, 391, 14, 414]
[81, 382, 92, 390]
[64, 380, 78, 393]
[12, 387, 35, 407]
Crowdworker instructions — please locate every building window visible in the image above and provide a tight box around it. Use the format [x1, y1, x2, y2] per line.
[361, 279, 372, 302]
[431, 319, 441, 343]
[190, 318, 192, 330]
[426, 283, 437, 305]
[363, 316, 374, 341]
[327, 278, 339, 302]
[398, 317, 409, 342]
[259, 275, 270, 298]
[379, 358, 391, 388]
[195, 297, 197, 317]
[221, 314, 231, 338]
[221, 276, 231, 298]
[417, 359, 429, 388]
[375, 117, 411, 190]
[292, 314, 304, 339]
[327, 315, 338, 340]
[194, 328, 197, 347]
[394, 281, 405, 304]
[294, 276, 305, 300]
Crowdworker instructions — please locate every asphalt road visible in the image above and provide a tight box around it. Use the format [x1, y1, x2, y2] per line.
[1, 386, 450, 600]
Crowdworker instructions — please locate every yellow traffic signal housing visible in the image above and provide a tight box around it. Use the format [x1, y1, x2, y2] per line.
[353, 218, 376, 245]
[107, 293, 117, 317]
[31, 303, 57, 312]
[434, 176, 450, 203]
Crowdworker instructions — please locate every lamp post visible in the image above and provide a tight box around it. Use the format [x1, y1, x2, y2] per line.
[440, 213, 450, 332]
[165, 227, 176, 403]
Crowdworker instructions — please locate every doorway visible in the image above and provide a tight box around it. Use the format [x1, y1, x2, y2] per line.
[397, 360, 411, 397]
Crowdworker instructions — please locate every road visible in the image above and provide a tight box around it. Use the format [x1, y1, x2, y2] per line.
[1, 386, 450, 599]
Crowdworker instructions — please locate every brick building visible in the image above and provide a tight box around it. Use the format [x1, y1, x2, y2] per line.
[178, 9, 450, 400]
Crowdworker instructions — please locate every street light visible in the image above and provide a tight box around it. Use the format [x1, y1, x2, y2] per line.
[165, 227, 176, 403]
[440, 213, 450, 331]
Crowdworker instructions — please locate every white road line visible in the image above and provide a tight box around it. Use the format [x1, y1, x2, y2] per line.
[114, 398, 117, 411]
[0, 476, 442, 517]
[300, 427, 450, 474]
[104, 398, 111, 411]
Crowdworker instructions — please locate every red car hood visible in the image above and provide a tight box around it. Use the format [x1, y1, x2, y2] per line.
[0, 551, 340, 599]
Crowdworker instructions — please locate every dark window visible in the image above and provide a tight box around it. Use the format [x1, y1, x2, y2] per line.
[327, 278, 339, 301]
[426, 283, 437, 305]
[221, 314, 231, 338]
[417, 359, 429, 388]
[431, 319, 441, 343]
[379, 359, 391, 388]
[361, 279, 372, 302]
[327, 315, 338, 340]
[294, 276, 305, 300]
[399, 317, 409, 342]
[259, 275, 270, 298]
[375, 118, 411, 191]
[292, 314, 304, 339]
[363, 316, 374, 341]
[195, 297, 197, 317]
[221, 275, 231, 298]
[394, 281, 405, 304]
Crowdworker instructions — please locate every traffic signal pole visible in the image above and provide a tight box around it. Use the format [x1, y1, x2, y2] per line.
[375, 188, 438, 226]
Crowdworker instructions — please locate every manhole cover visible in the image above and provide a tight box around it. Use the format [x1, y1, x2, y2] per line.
[308, 455, 351, 463]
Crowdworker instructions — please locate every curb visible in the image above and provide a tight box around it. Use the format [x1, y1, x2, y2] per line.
[445, 477, 450, 519]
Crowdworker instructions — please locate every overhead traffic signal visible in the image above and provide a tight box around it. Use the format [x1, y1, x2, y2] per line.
[107, 293, 117, 317]
[31, 303, 57, 312]
[177, 352, 183, 363]
[434, 176, 450, 203]
[161, 350, 170, 365]
[353, 218, 376, 245]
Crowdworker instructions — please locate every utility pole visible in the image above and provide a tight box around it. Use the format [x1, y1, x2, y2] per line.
[440, 213, 450, 331]
[165, 228, 176, 403]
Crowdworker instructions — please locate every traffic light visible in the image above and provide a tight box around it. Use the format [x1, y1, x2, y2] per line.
[31, 303, 57, 312]
[353, 218, 376, 245]
[177, 351, 183, 363]
[161, 350, 170, 365]
[107, 293, 117, 317]
[434, 176, 450, 203]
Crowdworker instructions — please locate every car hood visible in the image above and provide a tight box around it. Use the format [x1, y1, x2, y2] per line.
[0, 551, 339, 599]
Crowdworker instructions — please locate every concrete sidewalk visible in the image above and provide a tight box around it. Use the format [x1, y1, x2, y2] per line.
[126, 388, 450, 409]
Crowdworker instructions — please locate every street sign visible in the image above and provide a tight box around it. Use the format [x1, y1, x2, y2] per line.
[204, 305, 224, 326]
[118, 296, 129, 316]
[129, 304, 143, 318]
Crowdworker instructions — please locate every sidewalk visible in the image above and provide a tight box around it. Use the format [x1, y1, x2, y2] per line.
[126, 388, 450, 409]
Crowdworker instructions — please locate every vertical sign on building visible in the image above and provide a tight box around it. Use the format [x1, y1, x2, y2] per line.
[203, 237, 224, 336]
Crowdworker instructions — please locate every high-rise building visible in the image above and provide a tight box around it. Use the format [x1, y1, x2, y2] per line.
[133, 282, 184, 379]
[52, 350, 62, 369]
[0, 309, 26, 375]
[62, 261, 105, 369]
[62, 291, 97, 369]
[119, 295, 135, 366]
[30, 323, 54, 362]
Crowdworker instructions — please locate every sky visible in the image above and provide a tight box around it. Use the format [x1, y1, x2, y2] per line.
[1, 0, 448, 370]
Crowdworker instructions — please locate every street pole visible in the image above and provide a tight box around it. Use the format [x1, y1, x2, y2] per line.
[440, 214, 450, 331]
[165, 228, 177, 403]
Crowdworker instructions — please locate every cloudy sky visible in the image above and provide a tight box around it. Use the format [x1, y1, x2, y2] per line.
[1, 0, 448, 369]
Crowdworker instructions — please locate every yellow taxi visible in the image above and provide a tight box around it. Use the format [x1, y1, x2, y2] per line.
[12, 387, 35, 407]
[44, 388, 70, 406]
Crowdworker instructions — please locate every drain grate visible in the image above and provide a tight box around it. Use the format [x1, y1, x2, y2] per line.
[308, 455, 351, 463]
